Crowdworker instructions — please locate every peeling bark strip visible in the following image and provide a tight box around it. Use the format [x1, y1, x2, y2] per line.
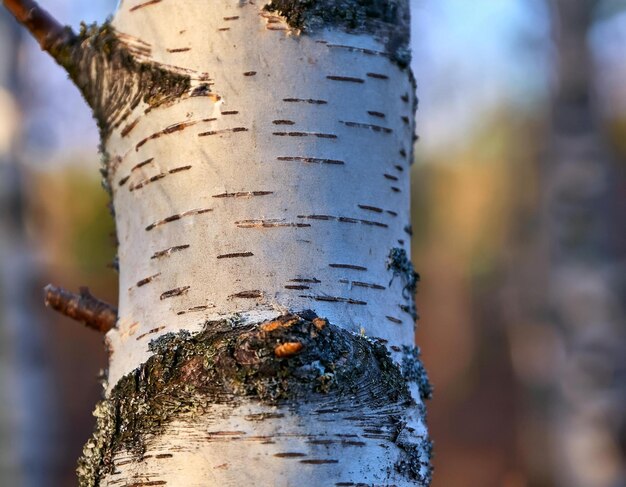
[78, 314, 431, 486]
[43, 284, 117, 333]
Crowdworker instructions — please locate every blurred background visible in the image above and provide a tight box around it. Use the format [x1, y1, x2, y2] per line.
[0, 0, 625, 486]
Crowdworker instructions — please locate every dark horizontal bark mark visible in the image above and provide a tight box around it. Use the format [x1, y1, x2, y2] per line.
[235, 219, 310, 228]
[244, 412, 285, 421]
[136, 273, 161, 287]
[384, 173, 399, 181]
[221, 110, 238, 115]
[340, 120, 392, 133]
[300, 459, 339, 464]
[367, 72, 389, 80]
[326, 43, 386, 56]
[386, 316, 402, 324]
[223, 16, 240, 20]
[151, 244, 190, 259]
[130, 173, 165, 191]
[168, 165, 192, 174]
[273, 132, 337, 139]
[391, 187, 401, 193]
[135, 326, 166, 341]
[121, 117, 140, 137]
[198, 127, 248, 136]
[326, 76, 364, 83]
[130, 165, 191, 191]
[216, 252, 254, 259]
[339, 279, 386, 290]
[297, 214, 387, 228]
[166, 47, 190, 53]
[299, 295, 367, 305]
[129, 0, 162, 12]
[229, 290, 263, 299]
[136, 120, 198, 151]
[277, 156, 344, 165]
[285, 285, 310, 290]
[367, 111, 385, 118]
[273, 120, 295, 125]
[213, 191, 273, 198]
[160, 286, 190, 300]
[176, 304, 214, 316]
[146, 208, 212, 231]
[207, 431, 246, 437]
[329, 264, 367, 271]
[125, 481, 166, 486]
[243, 71, 257, 76]
[131, 157, 155, 172]
[274, 452, 307, 458]
[283, 98, 327, 104]
[358, 204, 383, 213]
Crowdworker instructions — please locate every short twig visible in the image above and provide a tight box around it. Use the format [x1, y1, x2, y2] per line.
[2, 0, 75, 52]
[43, 284, 117, 333]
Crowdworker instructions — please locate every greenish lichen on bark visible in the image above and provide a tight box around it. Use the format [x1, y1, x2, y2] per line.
[264, 0, 411, 66]
[77, 312, 429, 486]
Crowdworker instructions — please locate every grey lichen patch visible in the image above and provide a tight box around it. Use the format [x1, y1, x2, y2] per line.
[77, 312, 423, 486]
[401, 345, 432, 400]
[264, 0, 411, 67]
[49, 21, 191, 178]
[387, 247, 420, 321]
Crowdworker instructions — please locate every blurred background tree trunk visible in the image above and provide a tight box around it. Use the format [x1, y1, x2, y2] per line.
[542, 1, 626, 485]
[0, 10, 60, 486]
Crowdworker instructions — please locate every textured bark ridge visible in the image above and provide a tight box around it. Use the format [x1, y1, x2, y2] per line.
[79, 313, 431, 486]
[264, 0, 411, 66]
[50, 22, 191, 142]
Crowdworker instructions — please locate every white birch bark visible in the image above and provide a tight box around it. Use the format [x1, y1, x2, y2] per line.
[3, 0, 432, 485]
[106, 0, 416, 386]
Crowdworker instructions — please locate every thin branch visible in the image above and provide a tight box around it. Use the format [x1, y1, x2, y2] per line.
[44, 284, 117, 333]
[2, 0, 74, 52]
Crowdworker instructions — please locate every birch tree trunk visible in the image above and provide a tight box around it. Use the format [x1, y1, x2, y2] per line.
[4, 0, 432, 485]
